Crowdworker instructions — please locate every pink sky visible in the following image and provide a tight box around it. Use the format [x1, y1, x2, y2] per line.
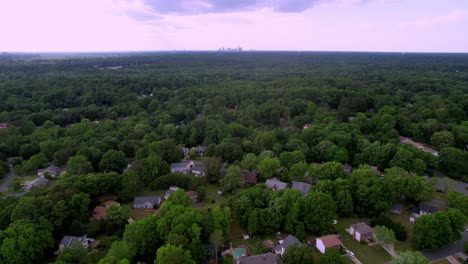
[1, 0, 467, 52]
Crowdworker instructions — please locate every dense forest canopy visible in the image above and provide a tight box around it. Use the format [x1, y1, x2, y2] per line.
[0, 52, 467, 264]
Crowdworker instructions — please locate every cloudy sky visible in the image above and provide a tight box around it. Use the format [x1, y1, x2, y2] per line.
[1, 0, 467, 52]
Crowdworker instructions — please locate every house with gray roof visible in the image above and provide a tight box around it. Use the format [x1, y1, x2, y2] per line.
[237, 253, 282, 264]
[349, 222, 373, 242]
[133, 196, 162, 209]
[291, 181, 311, 196]
[274, 234, 302, 256]
[265, 178, 288, 191]
[59, 235, 94, 251]
[37, 164, 62, 178]
[170, 160, 206, 177]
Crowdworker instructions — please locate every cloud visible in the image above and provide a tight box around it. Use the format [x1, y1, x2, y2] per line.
[133, 0, 378, 15]
[405, 10, 468, 26]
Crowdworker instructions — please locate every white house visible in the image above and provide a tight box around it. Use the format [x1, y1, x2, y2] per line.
[133, 196, 162, 209]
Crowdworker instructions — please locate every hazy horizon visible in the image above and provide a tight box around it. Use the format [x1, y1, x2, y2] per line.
[1, 0, 468, 53]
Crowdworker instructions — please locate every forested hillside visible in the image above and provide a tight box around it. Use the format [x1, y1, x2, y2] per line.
[0, 52, 467, 264]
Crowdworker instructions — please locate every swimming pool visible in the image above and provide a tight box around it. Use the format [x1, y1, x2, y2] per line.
[232, 248, 247, 259]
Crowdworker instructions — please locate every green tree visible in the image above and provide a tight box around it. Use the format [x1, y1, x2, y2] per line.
[279, 151, 305, 169]
[11, 176, 21, 191]
[119, 172, 139, 203]
[210, 229, 224, 264]
[256, 157, 281, 179]
[283, 244, 314, 264]
[220, 165, 244, 193]
[389, 251, 429, 264]
[448, 191, 468, 217]
[107, 205, 131, 228]
[139, 154, 170, 185]
[0, 219, 54, 264]
[106, 240, 135, 262]
[430, 131, 454, 149]
[196, 186, 206, 202]
[100, 150, 127, 173]
[241, 153, 258, 170]
[56, 241, 91, 264]
[374, 226, 396, 247]
[21, 153, 48, 174]
[303, 191, 337, 235]
[155, 244, 195, 264]
[319, 249, 343, 264]
[204, 157, 222, 183]
[317, 162, 346, 180]
[67, 155, 93, 175]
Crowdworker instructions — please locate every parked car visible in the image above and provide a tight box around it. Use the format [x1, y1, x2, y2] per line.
[346, 249, 355, 258]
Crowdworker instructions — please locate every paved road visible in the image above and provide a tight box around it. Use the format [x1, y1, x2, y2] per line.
[0, 165, 14, 192]
[422, 232, 468, 262]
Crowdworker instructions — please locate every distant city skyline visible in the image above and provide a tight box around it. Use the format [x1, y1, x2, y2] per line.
[1, 0, 468, 52]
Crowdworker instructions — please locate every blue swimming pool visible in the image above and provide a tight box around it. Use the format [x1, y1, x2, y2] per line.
[233, 248, 247, 258]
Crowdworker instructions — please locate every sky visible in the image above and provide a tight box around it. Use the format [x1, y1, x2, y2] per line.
[0, 0, 467, 52]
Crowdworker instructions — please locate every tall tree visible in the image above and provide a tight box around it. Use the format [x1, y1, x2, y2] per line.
[389, 251, 429, 264]
[282, 244, 314, 264]
[155, 244, 195, 264]
[220, 165, 244, 193]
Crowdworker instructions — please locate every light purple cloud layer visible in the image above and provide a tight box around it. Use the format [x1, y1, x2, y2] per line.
[0, 0, 467, 52]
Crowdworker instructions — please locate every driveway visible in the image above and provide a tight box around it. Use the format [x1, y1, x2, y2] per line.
[422, 232, 468, 262]
[0, 165, 14, 192]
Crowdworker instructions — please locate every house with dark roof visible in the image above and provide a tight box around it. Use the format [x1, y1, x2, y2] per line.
[274, 235, 302, 256]
[349, 222, 373, 242]
[409, 204, 436, 222]
[0, 123, 9, 129]
[316, 234, 342, 254]
[133, 196, 162, 209]
[196, 146, 206, 156]
[434, 180, 448, 192]
[291, 181, 311, 196]
[237, 253, 283, 264]
[242, 170, 258, 185]
[59, 235, 94, 251]
[265, 178, 288, 191]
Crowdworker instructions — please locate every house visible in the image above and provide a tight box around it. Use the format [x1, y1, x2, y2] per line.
[343, 164, 353, 174]
[90, 206, 107, 221]
[237, 253, 283, 264]
[274, 235, 302, 256]
[389, 203, 403, 215]
[316, 235, 342, 254]
[37, 164, 62, 178]
[291, 181, 311, 196]
[22, 176, 49, 191]
[185, 191, 198, 203]
[349, 222, 373, 242]
[196, 146, 206, 156]
[409, 205, 436, 222]
[0, 123, 9, 129]
[170, 160, 206, 177]
[242, 170, 258, 185]
[133, 196, 162, 209]
[164, 186, 180, 200]
[265, 178, 288, 191]
[59, 235, 94, 251]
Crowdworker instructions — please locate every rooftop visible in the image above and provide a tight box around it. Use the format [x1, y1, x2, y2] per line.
[318, 234, 342, 248]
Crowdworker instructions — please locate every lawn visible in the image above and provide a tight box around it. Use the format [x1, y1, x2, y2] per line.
[336, 218, 392, 264]
[388, 206, 415, 252]
[130, 209, 155, 220]
[19, 175, 39, 183]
